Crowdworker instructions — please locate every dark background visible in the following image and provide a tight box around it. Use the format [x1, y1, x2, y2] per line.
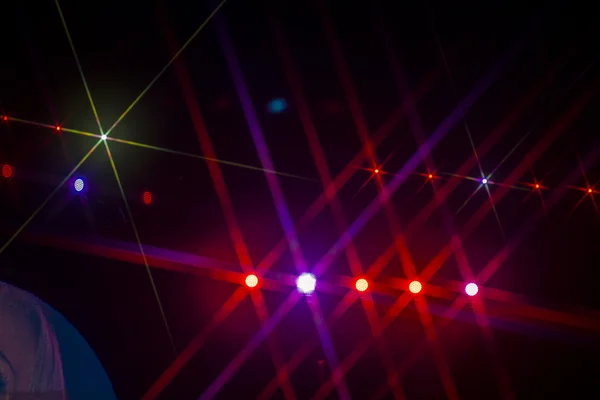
[1, 0, 600, 398]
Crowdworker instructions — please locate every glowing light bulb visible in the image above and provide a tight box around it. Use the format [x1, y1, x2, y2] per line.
[355, 278, 368, 292]
[245, 274, 258, 288]
[409, 280, 422, 294]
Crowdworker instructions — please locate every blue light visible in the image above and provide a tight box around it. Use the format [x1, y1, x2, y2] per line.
[74, 178, 85, 192]
[267, 98, 287, 114]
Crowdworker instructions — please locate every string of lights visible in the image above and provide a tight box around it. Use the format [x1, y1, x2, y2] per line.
[2, 1, 599, 399]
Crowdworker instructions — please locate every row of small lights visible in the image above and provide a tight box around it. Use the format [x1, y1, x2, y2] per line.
[247, 272, 480, 297]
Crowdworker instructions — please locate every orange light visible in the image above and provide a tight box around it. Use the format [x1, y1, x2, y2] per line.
[1, 164, 12, 179]
[535, 184, 540, 189]
[55, 126, 61, 131]
[142, 191, 153, 205]
[2, 116, 7, 121]
[374, 169, 379, 174]
[588, 188, 593, 193]
[409, 280, 422, 294]
[245, 274, 258, 288]
[355, 278, 369, 292]
[428, 174, 433, 179]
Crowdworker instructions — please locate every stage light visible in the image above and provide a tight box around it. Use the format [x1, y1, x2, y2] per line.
[100, 134, 107, 140]
[142, 191, 153, 205]
[245, 274, 258, 288]
[409, 280, 422, 294]
[481, 178, 488, 185]
[267, 98, 287, 114]
[355, 278, 368, 292]
[74, 178, 85, 192]
[465, 283, 478, 296]
[1, 164, 13, 179]
[296, 272, 316, 295]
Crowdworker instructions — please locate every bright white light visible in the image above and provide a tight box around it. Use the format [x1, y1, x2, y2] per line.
[296, 272, 316, 294]
[465, 283, 479, 296]
[481, 178, 488, 184]
[74, 178, 85, 192]
[100, 134, 107, 140]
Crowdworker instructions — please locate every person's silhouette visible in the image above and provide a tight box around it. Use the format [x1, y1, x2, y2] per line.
[0, 281, 117, 399]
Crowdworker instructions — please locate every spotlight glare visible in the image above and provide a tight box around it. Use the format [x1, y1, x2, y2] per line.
[296, 272, 316, 295]
[588, 188, 593, 193]
[142, 191, 153, 205]
[409, 280, 422, 294]
[55, 126, 61, 131]
[428, 174, 433, 179]
[465, 283, 479, 296]
[1, 164, 13, 179]
[374, 169, 379, 174]
[535, 183, 540, 189]
[481, 178, 488, 185]
[245, 274, 258, 288]
[355, 278, 368, 292]
[100, 134, 107, 141]
[74, 178, 85, 192]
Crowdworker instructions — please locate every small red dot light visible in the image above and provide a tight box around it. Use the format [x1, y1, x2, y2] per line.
[2, 116, 7, 122]
[374, 169, 379, 174]
[142, 191, 153, 205]
[589, 188, 593, 193]
[55, 126, 61, 131]
[535, 184, 540, 189]
[1, 164, 13, 179]
[428, 174, 434, 179]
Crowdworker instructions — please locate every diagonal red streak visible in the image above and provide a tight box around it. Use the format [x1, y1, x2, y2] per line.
[144, 13, 294, 400]
[273, 12, 405, 400]
[316, 73, 600, 399]
[257, 61, 557, 397]
[142, 65, 439, 400]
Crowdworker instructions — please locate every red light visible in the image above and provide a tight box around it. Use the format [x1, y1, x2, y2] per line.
[374, 169, 379, 174]
[535, 184, 540, 189]
[245, 274, 258, 288]
[1, 164, 12, 179]
[55, 126, 61, 131]
[355, 278, 368, 292]
[588, 188, 593, 194]
[428, 174, 433, 179]
[2, 116, 7, 122]
[409, 280, 422, 294]
[143, 191, 153, 205]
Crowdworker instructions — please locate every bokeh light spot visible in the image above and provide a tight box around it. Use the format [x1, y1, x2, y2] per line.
[481, 178, 488, 185]
[355, 278, 368, 292]
[143, 191, 153, 205]
[245, 274, 258, 288]
[74, 178, 85, 192]
[465, 283, 479, 296]
[296, 272, 316, 295]
[267, 98, 287, 114]
[409, 280, 422, 294]
[1, 164, 13, 179]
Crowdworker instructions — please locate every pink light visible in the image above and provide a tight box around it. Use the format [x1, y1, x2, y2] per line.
[465, 283, 479, 296]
